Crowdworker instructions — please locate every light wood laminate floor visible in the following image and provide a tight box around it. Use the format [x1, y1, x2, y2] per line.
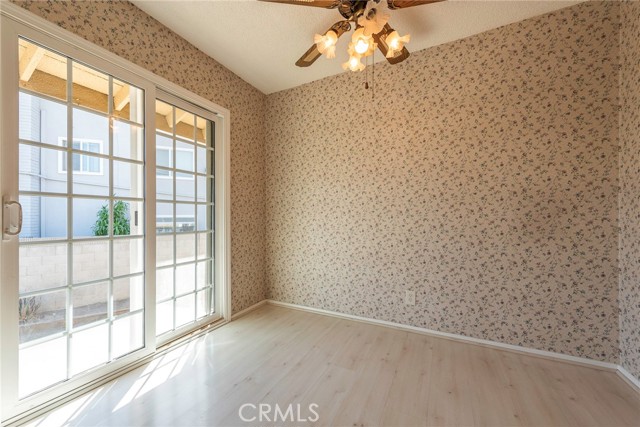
[24, 304, 640, 427]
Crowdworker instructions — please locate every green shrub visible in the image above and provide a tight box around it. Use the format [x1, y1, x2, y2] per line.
[92, 200, 130, 236]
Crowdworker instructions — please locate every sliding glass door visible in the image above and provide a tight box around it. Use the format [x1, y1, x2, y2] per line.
[0, 14, 228, 423]
[14, 38, 147, 398]
[154, 96, 216, 340]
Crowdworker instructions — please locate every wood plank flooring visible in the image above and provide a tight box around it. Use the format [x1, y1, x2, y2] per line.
[24, 304, 640, 426]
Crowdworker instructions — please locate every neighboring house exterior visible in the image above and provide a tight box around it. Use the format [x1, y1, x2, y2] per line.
[18, 91, 191, 238]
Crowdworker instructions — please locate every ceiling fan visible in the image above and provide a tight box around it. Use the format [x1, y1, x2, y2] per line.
[259, 0, 443, 71]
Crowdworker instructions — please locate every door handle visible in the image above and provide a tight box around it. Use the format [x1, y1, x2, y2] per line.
[3, 199, 23, 238]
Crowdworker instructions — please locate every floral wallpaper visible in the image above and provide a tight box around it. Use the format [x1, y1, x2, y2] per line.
[619, 0, 640, 381]
[12, 0, 267, 314]
[265, 1, 621, 363]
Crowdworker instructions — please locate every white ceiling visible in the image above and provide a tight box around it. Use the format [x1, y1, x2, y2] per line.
[131, 0, 582, 95]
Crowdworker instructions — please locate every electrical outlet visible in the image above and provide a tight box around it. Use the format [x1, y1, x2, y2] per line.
[405, 290, 415, 306]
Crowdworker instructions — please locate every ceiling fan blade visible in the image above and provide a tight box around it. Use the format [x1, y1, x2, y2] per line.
[259, 0, 340, 8]
[296, 45, 323, 67]
[372, 24, 410, 65]
[387, 0, 444, 9]
[296, 21, 351, 67]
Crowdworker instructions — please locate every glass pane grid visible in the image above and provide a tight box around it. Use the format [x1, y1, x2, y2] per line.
[17, 38, 146, 398]
[16, 38, 218, 400]
[155, 98, 214, 336]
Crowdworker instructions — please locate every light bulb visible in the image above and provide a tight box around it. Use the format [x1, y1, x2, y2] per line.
[350, 28, 375, 58]
[342, 55, 365, 72]
[354, 39, 369, 55]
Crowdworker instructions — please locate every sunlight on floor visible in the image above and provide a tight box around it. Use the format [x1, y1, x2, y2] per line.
[23, 387, 104, 427]
[23, 335, 212, 427]
[112, 341, 195, 412]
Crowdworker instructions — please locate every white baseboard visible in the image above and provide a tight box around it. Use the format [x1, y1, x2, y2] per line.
[231, 300, 268, 320]
[617, 366, 640, 393]
[266, 299, 620, 372]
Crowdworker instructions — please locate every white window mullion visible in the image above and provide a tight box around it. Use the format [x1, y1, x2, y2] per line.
[172, 106, 177, 332]
[65, 57, 74, 383]
[107, 75, 114, 363]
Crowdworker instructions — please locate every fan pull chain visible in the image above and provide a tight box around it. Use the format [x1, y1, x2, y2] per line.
[364, 55, 370, 90]
[364, 50, 375, 100]
[372, 49, 375, 100]
[364, 50, 375, 101]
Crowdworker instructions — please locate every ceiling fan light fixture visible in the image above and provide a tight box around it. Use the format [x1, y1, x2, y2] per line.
[314, 30, 339, 58]
[358, 4, 390, 36]
[260, 0, 443, 69]
[385, 30, 410, 57]
[342, 55, 365, 72]
[350, 28, 376, 58]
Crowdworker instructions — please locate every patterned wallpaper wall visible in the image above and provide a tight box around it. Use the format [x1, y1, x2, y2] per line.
[265, 1, 621, 362]
[619, 0, 640, 380]
[12, 0, 267, 314]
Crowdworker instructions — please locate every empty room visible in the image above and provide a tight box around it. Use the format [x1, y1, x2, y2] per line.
[0, 0, 639, 425]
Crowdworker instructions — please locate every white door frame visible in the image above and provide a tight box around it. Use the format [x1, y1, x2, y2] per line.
[0, 3, 231, 423]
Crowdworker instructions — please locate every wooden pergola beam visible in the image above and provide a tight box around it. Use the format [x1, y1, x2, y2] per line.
[165, 109, 190, 128]
[19, 45, 45, 82]
[113, 84, 130, 111]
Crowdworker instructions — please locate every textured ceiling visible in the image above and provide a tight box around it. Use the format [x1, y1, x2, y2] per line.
[131, 0, 582, 94]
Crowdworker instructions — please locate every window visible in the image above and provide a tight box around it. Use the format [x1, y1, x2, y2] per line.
[58, 138, 104, 175]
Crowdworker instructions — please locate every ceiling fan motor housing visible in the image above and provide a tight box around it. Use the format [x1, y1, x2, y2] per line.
[339, 0, 373, 20]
